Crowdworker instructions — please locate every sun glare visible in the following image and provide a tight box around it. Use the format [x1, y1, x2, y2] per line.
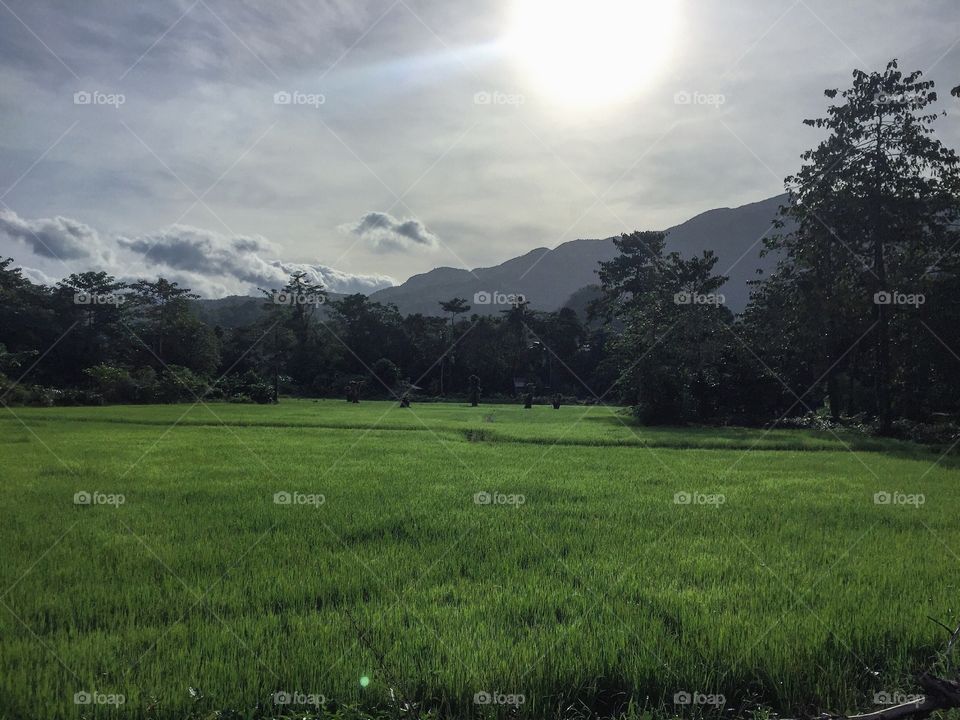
[507, 0, 679, 106]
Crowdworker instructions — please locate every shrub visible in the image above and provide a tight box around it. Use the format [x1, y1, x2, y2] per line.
[83, 364, 135, 403]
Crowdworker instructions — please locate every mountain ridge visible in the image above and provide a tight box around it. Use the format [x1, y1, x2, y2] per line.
[369, 193, 788, 315]
[193, 194, 789, 325]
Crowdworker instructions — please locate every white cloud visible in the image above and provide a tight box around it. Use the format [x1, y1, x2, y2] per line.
[0, 213, 396, 297]
[269, 261, 396, 294]
[19, 265, 58, 286]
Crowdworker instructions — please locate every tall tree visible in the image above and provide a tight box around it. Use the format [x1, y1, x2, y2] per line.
[768, 60, 960, 431]
[51, 272, 130, 384]
[327, 294, 405, 376]
[437, 297, 471, 394]
[438, 297, 471, 329]
[259, 272, 328, 399]
[595, 231, 732, 422]
[127, 278, 219, 375]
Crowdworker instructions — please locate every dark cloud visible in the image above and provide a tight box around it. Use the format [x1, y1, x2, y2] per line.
[341, 212, 440, 253]
[0, 209, 103, 260]
[118, 225, 279, 284]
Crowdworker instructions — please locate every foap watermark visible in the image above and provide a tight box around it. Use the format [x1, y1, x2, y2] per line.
[273, 690, 326, 707]
[474, 690, 526, 707]
[874, 491, 924, 508]
[74, 490, 125, 507]
[873, 291, 924, 307]
[474, 491, 525, 507]
[474, 290, 526, 306]
[874, 91, 928, 106]
[74, 690, 125, 706]
[674, 91, 725, 108]
[73, 90, 125, 108]
[674, 491, 725, 507]
[274, 90, 325, 108]
[674, 691, 726, 708]
[272, 290, 325, 306]
[274, 491, 325, 507]
[874, 691, 925, 705]
[74, 291, 125, 306]
[474, 90, 524, 106]
[674, 291, 725, 306]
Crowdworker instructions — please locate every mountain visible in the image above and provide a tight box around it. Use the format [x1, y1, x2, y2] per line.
[370, 194, 788, 316]
[193, 194, 788, 327]
[191, 292, 347, 328]
[191, 295, 266, 327]
[658, 194, 787, 310]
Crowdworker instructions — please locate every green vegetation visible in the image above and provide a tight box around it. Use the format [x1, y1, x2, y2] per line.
[2, 400, 958, 719]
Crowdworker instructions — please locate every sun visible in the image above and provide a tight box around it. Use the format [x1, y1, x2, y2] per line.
[506, 0, 679, 106]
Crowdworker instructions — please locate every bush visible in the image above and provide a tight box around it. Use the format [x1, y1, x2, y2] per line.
[155, 365, 208, 403]
[131, 367, 159, 403]
[83, 364, 135, 403]
[371, 358, 401, 394]
[213, 370, 274, 404]
[890, 418, 960, 446]
[632, 371, 686, 425]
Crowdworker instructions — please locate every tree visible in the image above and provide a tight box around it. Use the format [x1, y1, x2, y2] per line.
[327, 294, 405, 376]
[595, 231, 733, 422]
[766, 60, 960, 431]
[259, 272, 328, 400]
[371, 357, 401, 393]
[127, 278, 219, 375]
[439, 297, 471, 329]
[127, 278, 198, 361]
[526, 307, 584, 392]
[53, 272, 130, 381]
[438, 298, 471, 394]
[268, 271, 326, 341]
[0, 258, 53, 368]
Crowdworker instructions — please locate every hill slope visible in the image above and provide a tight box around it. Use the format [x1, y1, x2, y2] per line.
[371, 194, 787, 315]
[194, 195, 788, 325]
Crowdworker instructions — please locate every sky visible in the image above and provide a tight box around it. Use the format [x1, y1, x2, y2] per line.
[0, 0, 958, 297]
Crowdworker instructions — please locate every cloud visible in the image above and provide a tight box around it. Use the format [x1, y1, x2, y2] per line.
[118, 225, 282, 285]
[269, 261, 396, 294]
[118, 225, 395, 293]
[0, 209, 105, 261]
[0, 213, 396, 297]
[19, 266, 58, 286]
[340, 212, 440, 253]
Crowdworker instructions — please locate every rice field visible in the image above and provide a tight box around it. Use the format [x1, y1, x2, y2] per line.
[1, 400, 958, 719]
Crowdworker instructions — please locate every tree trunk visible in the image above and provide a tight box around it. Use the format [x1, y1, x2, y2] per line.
[828, 366, 842, 421]
[872, 113, 892, 434]
[273, 326, 280, 404]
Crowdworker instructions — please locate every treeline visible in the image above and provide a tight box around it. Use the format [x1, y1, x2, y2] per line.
[0, 264, 602, 406]
[2, 61, 959, 438]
